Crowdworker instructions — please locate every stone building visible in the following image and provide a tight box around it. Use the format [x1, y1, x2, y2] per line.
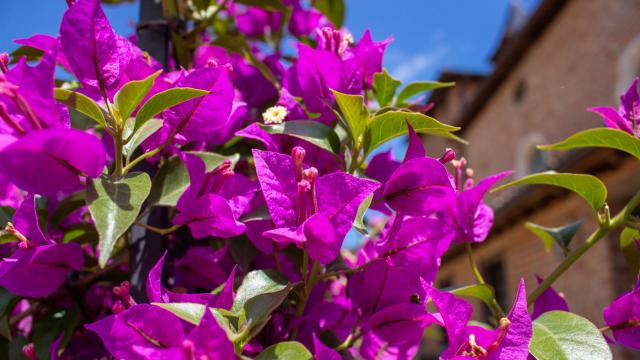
[422, 0, 640, 358]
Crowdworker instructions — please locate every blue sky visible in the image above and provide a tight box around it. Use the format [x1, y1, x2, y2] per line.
[1, 0, 540, 83]
[0, 0, 541, 249]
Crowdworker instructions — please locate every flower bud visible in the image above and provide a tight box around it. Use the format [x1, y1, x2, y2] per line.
[316, 27, 350, 57]
[182, 339, 196, 360]
[292, 146, 306, 167]
[0, 53, 8, 73]
[302, 167, 318, 184]
[22, 343, 36, 360]
[438, 148, 456, 164]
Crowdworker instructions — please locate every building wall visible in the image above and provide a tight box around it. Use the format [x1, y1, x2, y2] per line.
[431, 1, 640, 358]
[438, 158, 640, 358]
[462, 0, 640, 179]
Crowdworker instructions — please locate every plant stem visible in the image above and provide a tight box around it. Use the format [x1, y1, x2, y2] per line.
[527, 190, 640, 306]
[465, 243, 486, 284]
[114, 129, 124, 177]
[133, 222, 181, 236]
[290, 255, 319, 340]
[465, 243, 505, 318]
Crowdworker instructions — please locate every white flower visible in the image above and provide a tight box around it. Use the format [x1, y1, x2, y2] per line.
[262, 105, 288, 124]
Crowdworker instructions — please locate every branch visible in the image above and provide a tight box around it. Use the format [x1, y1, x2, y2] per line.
[527, 190, 640, 305]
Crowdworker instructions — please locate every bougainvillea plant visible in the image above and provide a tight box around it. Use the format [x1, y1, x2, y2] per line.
[0, 0, 639, 359]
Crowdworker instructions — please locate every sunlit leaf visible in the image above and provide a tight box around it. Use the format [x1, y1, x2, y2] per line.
[395, 81, 454, 106]
[54, 88, 107, 128]
[363, 111, 463, 156]
[87, 172, 151, 267]
[539, 128, 640, 160]
[529, 311, 611, 360]
[373, 69, 401, 108]
[493, 172, 607, 212]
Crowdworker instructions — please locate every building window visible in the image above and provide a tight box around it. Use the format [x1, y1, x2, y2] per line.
[529, 148, 547, 173]
[513, 79, 527, 103]
[515, 132, 548, 177]
[482, 259, 506, 324]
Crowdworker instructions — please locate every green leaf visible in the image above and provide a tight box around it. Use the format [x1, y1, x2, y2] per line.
[331, 90, 369, 144]
[147, 152, 238, 207]
[153, 302, 206, 325]
[255, 341, 313, 360]
[235, 0, 285, 11]
[54, 88, 107, 128]
[123, 119, 163, 161]
[449, 284, 496, 309]
[363, 111, 464, 155]
[353, 193, 373, 235]
[114, 70, 162, 122]
[86, 172, 151, 267]
[32, 308, 79, 360]
[259, 121, 341, 154]
[373, 69, 401, 108]
[232, 270, 291, 331]
[134, 87, 208, 133]
[50, 192, 85, 229]
[525, 220, 583, 253]
[492, 171, 607, 212]
[152, 303, 240, 338]
[620, 227, 640, 276]
[529, 311, 611, 360]
[62, 223, 98, 244]
[395, 81, 455, 106]
[538, 128, 640, 160]
[228, 236, 259, 274]
[0, 207, 15, 228]
[314, 0, 345, 28]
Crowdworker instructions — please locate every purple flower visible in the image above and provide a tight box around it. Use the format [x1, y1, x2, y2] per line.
[0, 195, 83, 298]
[285, 43, 346, 117]
[173, 153, 257, 239]
[343, 29, 392, 91]
[531, 275, 569, 320]
[14, 34, 71, 70]
[174, 246, 230, 290]
[440, 170, 512, 244]
[194, 45, 279, 108]
[288, 3, 324, 37]
[360, 303, 436, 360]
[236, 7, 283, 37]
[87, 303, 235, 360]
[0, 128, 107, 195]
[602, 275, 640, 350]
[428, 278, 532, 359]
[59, 0, 134, 92]
[165, 66, 234, 143]
[383, 157, 455, 215]
[147, 251, 236, 309]
[254, 147, 379, 264]
[0, 50, 107, 196]
[588, 78, 640, 137]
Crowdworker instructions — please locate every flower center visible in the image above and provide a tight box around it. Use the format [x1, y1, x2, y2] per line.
[262, 105, 288, 124]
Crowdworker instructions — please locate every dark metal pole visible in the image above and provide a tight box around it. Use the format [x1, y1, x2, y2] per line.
[129, 0, 169, 302]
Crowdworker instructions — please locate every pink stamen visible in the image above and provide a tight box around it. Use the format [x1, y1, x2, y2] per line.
[113, 281, 137, 308]
[0, 53, 8, 73]
[22, 343, 37, 360]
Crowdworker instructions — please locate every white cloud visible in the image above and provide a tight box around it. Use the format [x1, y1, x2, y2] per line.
[389, 47, 448, 83]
